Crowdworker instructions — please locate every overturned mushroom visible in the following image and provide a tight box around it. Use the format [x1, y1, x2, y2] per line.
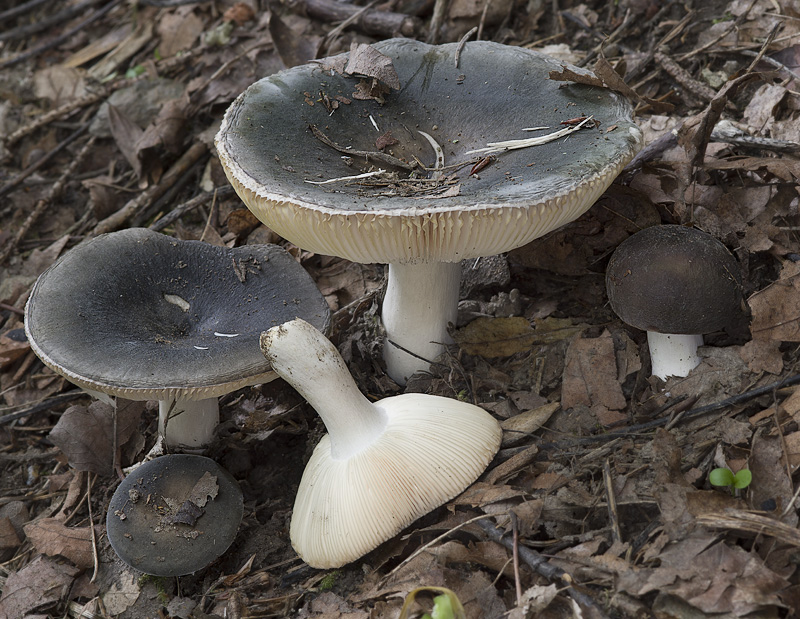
[25, 228, 331, 450]
[605, 225, 745, 380]
[260, 318, 502, 568]
[217, 38, 642, 385]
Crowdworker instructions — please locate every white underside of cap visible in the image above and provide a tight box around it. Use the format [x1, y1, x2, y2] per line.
[289, 393, 502, 568]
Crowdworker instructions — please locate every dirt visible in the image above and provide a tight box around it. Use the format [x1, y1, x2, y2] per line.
[2, 0, 800, 617]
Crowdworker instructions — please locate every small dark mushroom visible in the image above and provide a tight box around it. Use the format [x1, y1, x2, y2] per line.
[605, 224, 744, 379]
[106, 455, 243, 576]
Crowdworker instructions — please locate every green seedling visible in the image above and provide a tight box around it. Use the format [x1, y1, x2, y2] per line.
[709, 467, 752, 492]
[399, 586, 466, 619]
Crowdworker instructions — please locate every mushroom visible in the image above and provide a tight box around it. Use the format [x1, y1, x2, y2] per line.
[216, 38, 642, 385]
[260, 318, 502, 568]
[605, 224, 744, 380]
[25, 228, 331, 450]
[106, 454, 243, 576]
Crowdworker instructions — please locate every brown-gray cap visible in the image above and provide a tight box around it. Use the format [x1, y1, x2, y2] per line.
[217, 39, 642, 384]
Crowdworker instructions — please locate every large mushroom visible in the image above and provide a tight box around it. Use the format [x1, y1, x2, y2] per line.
[24, 228, 331, 450]
[605, 224, 745, 380]
[216, 38, 642, 385]
[260, 318, 502, 568]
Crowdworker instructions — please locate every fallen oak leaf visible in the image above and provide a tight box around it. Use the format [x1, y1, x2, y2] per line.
[24, 517, 102, 569]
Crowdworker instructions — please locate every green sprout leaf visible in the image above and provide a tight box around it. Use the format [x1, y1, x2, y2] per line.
[709, 467, 735, 487]
[732, 468, 752, 489]
[399, 587, 466, 619]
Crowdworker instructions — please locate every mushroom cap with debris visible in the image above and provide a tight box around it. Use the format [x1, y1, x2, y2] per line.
[24, 228, 331, 402]
[106, 454, 243, 576]
[216, 38, 642, 264]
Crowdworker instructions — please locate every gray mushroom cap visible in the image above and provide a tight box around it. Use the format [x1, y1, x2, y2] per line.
[605, 225, 744, 335]
[106, 455, 243, 576]
[24, 228, 331, 401]
[216, 38, 642, 264]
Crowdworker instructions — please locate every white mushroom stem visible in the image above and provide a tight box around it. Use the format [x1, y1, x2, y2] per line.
[261, 320, 387, 459]
[158, 399, 220, 451]
[382, 261, 461, 385]
[647, 332, 703, 380]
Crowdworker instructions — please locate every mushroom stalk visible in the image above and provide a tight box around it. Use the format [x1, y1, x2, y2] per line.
[382, 261, 461, 385]
[158, 399, 220, 451]
[647, 332, 703, 380]
[260, 322, 387, 460]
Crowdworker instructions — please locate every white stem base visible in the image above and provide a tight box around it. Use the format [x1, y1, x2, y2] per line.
[647, 332, 703, 380]
[158, 398, 219, 451]
[382, 262, 461, 385]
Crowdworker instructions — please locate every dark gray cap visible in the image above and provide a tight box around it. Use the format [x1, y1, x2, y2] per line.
[216, 38, 642, 264]
[24, 228, 331, 401]
[606, 225, 743, 334]
[106, 455, 243, 576]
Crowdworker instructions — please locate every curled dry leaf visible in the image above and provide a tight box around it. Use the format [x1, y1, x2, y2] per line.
[24, 517, 100, 569]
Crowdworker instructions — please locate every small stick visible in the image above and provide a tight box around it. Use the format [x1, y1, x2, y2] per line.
[0, 0, 52, 24]
[0, 0, 101, 42]
[0, 390, 85, 425]
[455, 27, 477, 68]
[149, 185, 235, 232]
[510, 511, 522, 605]
[0, 122, 89, 199]
[86, 473, 100, 583]
[0, 134, 96, 265]
[309, 124, 414, 171]
[305, 0, 419, 38]
[478, 518, 611, 618]
[603, 459, 622, 545]
[0, 0, 122, 69]
[92, 142, 207, 235]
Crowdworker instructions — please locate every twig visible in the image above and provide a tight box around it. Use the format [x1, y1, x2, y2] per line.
[455, 27, 477, 68]
[477, 519, 611, 618]
[148, 185, 235, 232]
[427, 0, 449, 43]
[603, 459, 622, 545]
[309, 124, 414, 171]
[510, 511, 522, 605]
[86, 473, 100, 583]
[92, 142, 208, 235]
[0, 122, 90, 199]
[540, 373, 800, 452]
[0, 390, 86, 425]
[0, 133, 96, 265]
[0, 0, 123, 69]
[654, 50, 716, 104]
[0, 0, 52, 24]
[305, 0, 420, 37]
[0, 0, 102, 42]
[465, 116, 594, 155]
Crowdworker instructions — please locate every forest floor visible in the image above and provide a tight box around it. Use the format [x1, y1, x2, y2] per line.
[2, 0, 800, 617]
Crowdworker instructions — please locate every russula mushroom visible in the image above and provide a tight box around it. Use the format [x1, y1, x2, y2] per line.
[260, 318, 502, 568]
[605, 224, 744, 380]
[106, 454, 243, 576]
[216, 38, 642, 385]
[25, 228, 330, 450]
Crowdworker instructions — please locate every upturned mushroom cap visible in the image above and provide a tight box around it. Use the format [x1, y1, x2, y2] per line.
[24, 228, 331, 401]
[260, 318, 502, 568]
[106, 454, 243, 576]
[216, 38, 642, 264]
[605, 225, 743, 335]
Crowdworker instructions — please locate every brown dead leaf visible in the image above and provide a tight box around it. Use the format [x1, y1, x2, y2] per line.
[48, 399, 145, 476]
[750, 434, 796, 523]
[33, 66, 87, 105]
[454, 316, 582, 358]
[561, 330, 626, 414]
[0, 518, 21, 560]
[24, 518, 100, 569]
[345, 43, 400, 90]
[227, 208, 261, 239]
[0, 555, 80, 619]
[223, 2, 255, 25]
[269, 12, 318, 69]
[156, 7, 204, 58]
[0, 328, 30, 370]
[749, 261, 800, 342]
[500, 402, 559, 446]
[108, 103, 145, 179]
[451, 482, 524, 507]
